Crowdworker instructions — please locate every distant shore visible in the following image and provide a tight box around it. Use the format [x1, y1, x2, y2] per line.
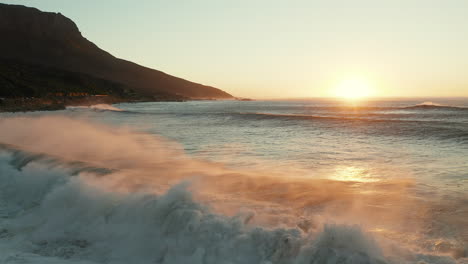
[0, 96, 253, 113]
[0, 96, 143, 113]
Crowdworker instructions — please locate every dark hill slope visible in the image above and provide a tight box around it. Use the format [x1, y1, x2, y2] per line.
[0, 4, 232, 99]
[0, 58, 138, 98]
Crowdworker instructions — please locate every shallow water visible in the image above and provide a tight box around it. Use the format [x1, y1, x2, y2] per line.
[0, 98, 467, 263]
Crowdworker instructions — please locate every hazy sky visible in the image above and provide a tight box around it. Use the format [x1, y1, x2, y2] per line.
[2, 0, 468, 98]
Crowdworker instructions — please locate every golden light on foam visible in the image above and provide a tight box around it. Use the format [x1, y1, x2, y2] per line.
[332, 77, 375, 100]
[330, 166, 377, 182]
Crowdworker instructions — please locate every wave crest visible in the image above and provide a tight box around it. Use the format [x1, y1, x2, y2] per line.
[67, 104, 124, 112]
[403, 102, 466, 110]
[0, 116, 463, 264]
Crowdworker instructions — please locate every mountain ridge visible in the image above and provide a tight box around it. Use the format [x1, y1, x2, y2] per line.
[0, 3, 233, 100]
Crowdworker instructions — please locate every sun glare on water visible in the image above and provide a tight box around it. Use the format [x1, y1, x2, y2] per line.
[333, 77, 375, 100]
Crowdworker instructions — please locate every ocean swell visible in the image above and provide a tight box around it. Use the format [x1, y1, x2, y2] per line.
[0, 116, 465, 264]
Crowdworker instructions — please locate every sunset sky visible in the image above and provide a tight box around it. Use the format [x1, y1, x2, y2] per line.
[2, 0, 468, 98]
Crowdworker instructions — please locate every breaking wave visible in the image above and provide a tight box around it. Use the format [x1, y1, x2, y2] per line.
[67, 104, 124, 112]
[0, 116, 465, 264]
[239, 112, 401, 122]
[403, 102, 467, 110]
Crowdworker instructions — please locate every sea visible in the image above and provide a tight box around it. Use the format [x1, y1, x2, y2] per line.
[0, 98, 467, 264]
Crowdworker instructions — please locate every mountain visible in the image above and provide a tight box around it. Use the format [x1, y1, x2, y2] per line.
[0, 3, 233, 100]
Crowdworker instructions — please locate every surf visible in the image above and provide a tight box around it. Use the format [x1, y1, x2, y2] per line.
[0, 115, 465, 263]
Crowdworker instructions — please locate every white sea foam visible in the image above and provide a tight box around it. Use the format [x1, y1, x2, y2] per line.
[67, 104, 123, 112]
[417, 102, 443, 107]
[0, 116, 464, 264]
[0, 156, 390, 264]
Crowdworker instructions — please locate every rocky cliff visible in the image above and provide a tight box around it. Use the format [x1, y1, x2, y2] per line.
[0, 4, 232, 99]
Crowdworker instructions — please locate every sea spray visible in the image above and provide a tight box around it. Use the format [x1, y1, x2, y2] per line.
[0, 116, 464, 263]
[66, 104, 124, 112]
[0, 155, 388, 264]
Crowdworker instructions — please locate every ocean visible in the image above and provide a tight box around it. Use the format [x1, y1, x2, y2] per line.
[0, 98, 467, 263]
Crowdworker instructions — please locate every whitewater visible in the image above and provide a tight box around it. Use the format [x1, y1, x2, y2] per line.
[0, 98, 467, 264]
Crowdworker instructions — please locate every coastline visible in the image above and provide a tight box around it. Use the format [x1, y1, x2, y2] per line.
[0, 96, 250, 113]
[0, 96, 163, 113]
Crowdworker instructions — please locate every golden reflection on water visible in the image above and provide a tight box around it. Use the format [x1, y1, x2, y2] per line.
[330, 166, 378, 182]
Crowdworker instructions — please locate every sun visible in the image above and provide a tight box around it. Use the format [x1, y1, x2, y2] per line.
[333, 77, 375, 100]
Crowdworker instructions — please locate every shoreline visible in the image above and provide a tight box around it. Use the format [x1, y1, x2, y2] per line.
[0, 96, 249, 113]
[0, 96, 153, 113]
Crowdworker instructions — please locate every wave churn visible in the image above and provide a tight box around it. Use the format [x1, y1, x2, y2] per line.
[0, 116, 465, 264]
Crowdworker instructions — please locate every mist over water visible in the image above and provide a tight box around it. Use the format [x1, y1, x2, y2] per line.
[0, 98, 467, 263]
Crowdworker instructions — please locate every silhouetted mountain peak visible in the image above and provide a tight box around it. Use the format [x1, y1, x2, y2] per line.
[0, 3, 232, 99]
[0, 4, 80, 39]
